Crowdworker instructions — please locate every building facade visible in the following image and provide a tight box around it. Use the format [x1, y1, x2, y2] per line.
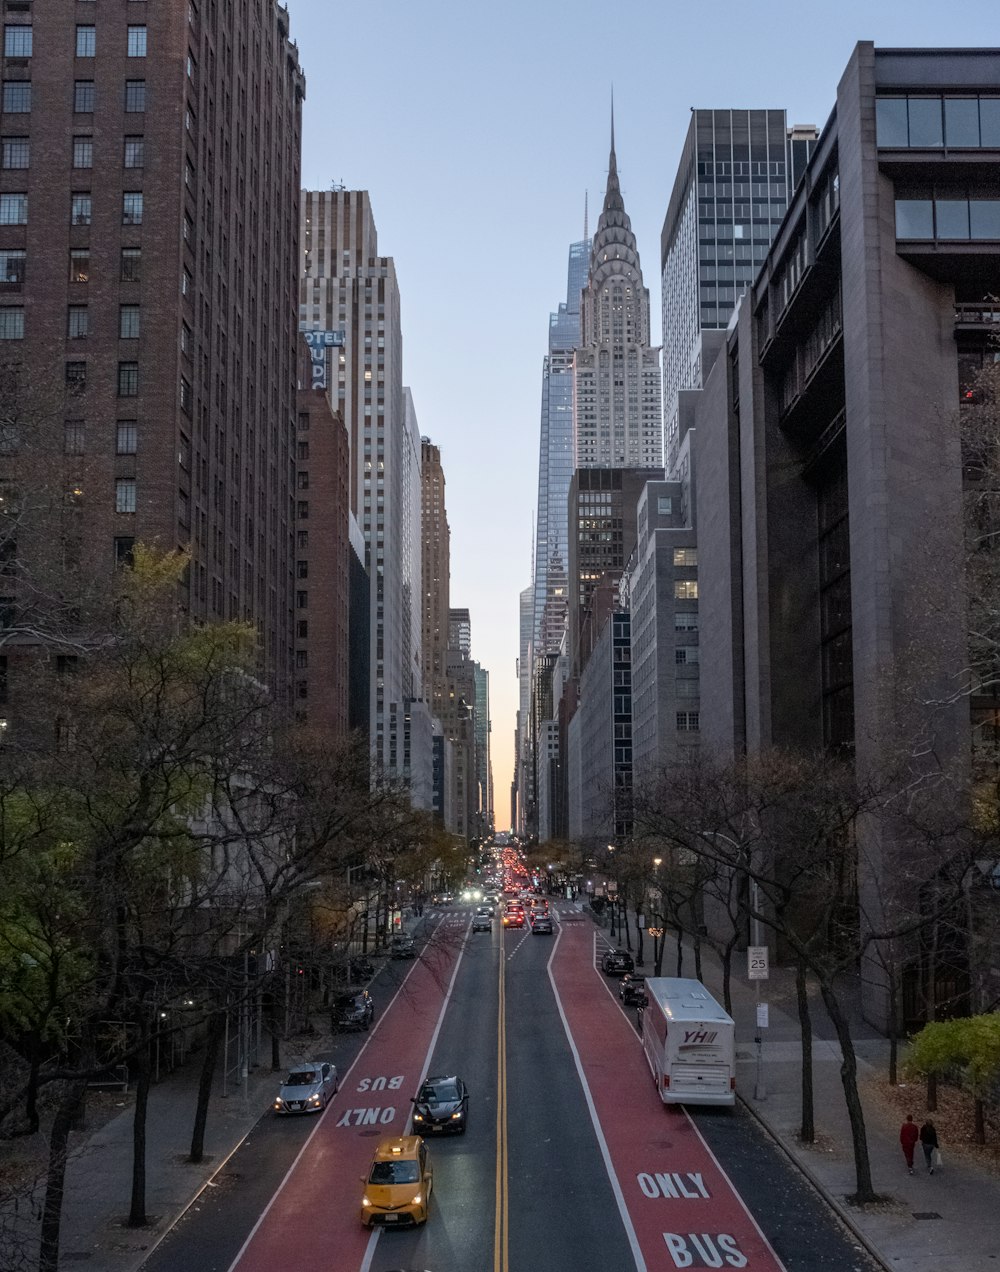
[0, 2, 305, 711]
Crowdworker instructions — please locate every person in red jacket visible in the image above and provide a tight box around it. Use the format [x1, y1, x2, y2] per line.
[900, 1113, 919, 1174]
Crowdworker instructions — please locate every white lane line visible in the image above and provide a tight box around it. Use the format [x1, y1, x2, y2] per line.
[546, 928, 647, 1272]
[358, 918, 469, 1272]
[224, 944, 436, 1272]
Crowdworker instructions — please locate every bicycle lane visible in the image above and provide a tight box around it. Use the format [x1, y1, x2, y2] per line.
[228, 923, 467, 1272]
[549, 922, 785, 1272]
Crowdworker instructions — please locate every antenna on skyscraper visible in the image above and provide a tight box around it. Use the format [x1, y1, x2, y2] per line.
[330, 177, 346, 192]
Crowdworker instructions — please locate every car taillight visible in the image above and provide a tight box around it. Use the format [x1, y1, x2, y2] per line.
[663, 1075, 670, 1088]
[730, 1077, 736, 1090]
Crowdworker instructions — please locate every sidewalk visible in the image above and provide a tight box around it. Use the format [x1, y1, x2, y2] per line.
[4, 917, 425, 1272]
[597, 905, 1000, 1272]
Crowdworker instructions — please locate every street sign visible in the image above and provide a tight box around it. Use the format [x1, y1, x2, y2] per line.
[747, 946, 769, 980]
[756, 1002, 769, 1029]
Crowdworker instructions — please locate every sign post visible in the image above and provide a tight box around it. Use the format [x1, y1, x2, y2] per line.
[747, 890, 768, 1101]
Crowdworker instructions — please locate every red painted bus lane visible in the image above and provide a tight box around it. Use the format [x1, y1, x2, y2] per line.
[549, 923, 785, 1272]
[228, 934, 465, 1272]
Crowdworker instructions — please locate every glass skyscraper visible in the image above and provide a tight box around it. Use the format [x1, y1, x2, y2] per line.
[532, 236, 590, 658]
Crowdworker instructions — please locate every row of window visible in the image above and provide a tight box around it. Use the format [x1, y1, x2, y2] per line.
[71, 25, 148, 59]
[0, 246, 143, 285]
[1, 79, 147, 116]
[876, 95, 1000, 150]
[895, 196, 1000, 242]
[0, 190, 143, 225]
[61, 420, 139, 456]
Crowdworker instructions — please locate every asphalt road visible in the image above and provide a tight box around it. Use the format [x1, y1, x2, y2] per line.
[142, 904, 878, 1272]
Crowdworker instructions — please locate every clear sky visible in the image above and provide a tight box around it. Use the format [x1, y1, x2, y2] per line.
[285, 0, 994, 828]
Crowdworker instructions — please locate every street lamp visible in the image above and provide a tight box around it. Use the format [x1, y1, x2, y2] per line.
[700, 828, 767, 1101]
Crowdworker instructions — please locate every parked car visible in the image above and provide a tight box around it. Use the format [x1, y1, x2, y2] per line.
[601, 949, 634, 976]
[331, 990, 375, 1031]
[361, 1136, 433, 1227]
[619, 973, 648, 1007]
[411, 1075, 469, 1134]
[274, 1060, 338, 1114]
[391, 933, 417, 959]
[350, 955, 375, 979]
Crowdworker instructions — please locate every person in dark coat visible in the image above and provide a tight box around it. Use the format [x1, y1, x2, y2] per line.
[920, 1119, 939, 1174]
[900, 1114, 919, 1174]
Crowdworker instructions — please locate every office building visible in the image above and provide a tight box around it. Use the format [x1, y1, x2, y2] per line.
[573, 119, 662, 470]
[661, 110, 817, 475]
[420, 436, 449, 720]
[0, 3, 305, 712]
[300, 190, 405, 771]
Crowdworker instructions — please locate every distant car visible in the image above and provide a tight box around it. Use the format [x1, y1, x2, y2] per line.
[601, 949, 634, 976]
[391, 934, 416, 959]
[411, 1075, 469, 1135]
[619, 973, 648, 1007]
[530, 913, 553, 934]
[472, 912, 492, 932]
[331, 990, 374, 1031]
[502, 909, 524, 928]
[274, 1061, 338, 1114]
[460, 886, 483, 903]
[361, 1136, 433, 1227]
[476, 903, 496, 918]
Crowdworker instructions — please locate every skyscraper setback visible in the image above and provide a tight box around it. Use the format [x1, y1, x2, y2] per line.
[0, 2, 305, 704]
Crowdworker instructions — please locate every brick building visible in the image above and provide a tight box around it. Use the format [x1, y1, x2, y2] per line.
[0, 0, 305, 707]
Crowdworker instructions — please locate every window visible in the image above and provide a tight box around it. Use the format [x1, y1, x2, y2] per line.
[1, 137, 27, 169]
[64, 420, 85, 455]
[296, 471, 308, 490]
[297, 500, 308, 518]
[67, 305, 88, 339]
[117, 361, 138, 397]
[69, 249, 89, 282]
[122, 192, 143, 224]
[0, 249, 24, 283]
[123, 136, 144, 168]
[675, 612, 699, 632]
[0, 307, 22, 339]
[120, 248, 141, 282]
[70, 193, 91, 225]
[4, 27, 31, 58]
[74, 80, 94, 113]
[116, 421, 137, 454]
[674, 580, 699, 600]
[895, 199, 934, 239]
[180, 320, 191, 353]
[657, 496, 673, 515]
[673, 548, 698, 567]
[0, 192, 26, 224]
[297, 620, 308, 638]
[181, 267, 191, 295]
[296, 590, 308, 609]
[65, 361, 86, 388]
[186, 52, 196, 80]
[676, 647, 700, 665]
[179, 375, 191, 413]
[296, 650, 308, 669]
[945, 98, 981, 148]
[296, 530, 308, 550]
[2, 82, 30, 113]
[72, 137, 93, 169]
[676, 680, 699, 698]
[115, 478, 136, 514]
[119, 304, 139, 339]
[124, 80, 146, 112]
[907, 98, 944, 148]
[936, 199, 970, 240]
[970, 200, 1000, 240]
[76, 26, 96, 58]
[676, 712, 700, 732]
[114, 536, 135, 567]
[875, 98, 908, 147]
[127, 26, 147, 57]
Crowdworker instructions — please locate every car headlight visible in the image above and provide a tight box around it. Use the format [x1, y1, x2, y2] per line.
[362, 1196, 372, 1207]
[412, 1194, 422, 1205]
[413, 1113, 424, 1120]
[309, 1094, 321, 1103]
[451, 1111, 463, 1119]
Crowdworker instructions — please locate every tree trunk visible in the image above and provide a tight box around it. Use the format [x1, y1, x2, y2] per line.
[720, 946, 733, 1015]
[675, 929, 684, 978]
[128, 1032, 151, 1227]
[654, 933, 665, 977]
[38, 1081, 85, 1272]
[926, 919, 938, 1112]
[795, 958, 815, 1144]
[635, 909, 644, 968]
[694, 931, 703, 983]
[622, 898, 633, 953]
[819, 980, 879, 1204]
[24, 1041, 41, 1135]
[189, 1008, 226, 1163]
[887, 965, 899, 1086]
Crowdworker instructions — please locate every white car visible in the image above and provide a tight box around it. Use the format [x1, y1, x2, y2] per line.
[274, 1060, 338, 1114]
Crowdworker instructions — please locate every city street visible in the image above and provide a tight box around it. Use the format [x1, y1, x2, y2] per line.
[141, 906, 874, 1272]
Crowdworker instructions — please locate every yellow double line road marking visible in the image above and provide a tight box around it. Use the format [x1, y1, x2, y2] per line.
[494, 936, 508, 1272]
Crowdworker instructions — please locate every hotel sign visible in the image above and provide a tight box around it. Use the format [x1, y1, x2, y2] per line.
[303, 329, 345, 390]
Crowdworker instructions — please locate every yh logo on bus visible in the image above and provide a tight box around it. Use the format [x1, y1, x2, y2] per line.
[682, 1029, 718, 1045]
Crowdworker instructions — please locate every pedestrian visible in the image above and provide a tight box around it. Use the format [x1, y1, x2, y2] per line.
[920, 1119, 939, 1174]
[899, 1114, 919, 1174]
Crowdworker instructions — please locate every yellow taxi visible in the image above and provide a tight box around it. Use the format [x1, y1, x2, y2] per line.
[361, 1135, 433, 1227]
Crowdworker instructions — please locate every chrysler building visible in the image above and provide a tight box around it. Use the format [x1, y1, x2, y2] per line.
[573, 115, 662, 468]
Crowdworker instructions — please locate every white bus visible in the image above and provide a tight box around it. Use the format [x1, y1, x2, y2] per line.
[640, 978, 736, 1107]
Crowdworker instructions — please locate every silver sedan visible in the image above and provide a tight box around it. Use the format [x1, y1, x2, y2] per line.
[273, 1060, 339, 1114]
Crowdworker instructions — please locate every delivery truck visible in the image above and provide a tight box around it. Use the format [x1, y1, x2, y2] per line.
[640, 977, 736, 1107]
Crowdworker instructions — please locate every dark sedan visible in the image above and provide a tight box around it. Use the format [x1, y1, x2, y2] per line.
[601, 949, 634, 976]
[331, 990, 375, 1031]
[411, 1075, 469, 1134]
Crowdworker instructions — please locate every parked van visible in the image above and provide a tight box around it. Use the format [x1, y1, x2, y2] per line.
[640, 978, 736, 1107]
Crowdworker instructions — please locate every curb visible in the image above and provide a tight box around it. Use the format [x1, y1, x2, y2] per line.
[736, 1093, 893, 1272]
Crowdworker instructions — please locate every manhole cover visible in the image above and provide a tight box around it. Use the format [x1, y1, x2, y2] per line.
[912, 1212, 942, 1220]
